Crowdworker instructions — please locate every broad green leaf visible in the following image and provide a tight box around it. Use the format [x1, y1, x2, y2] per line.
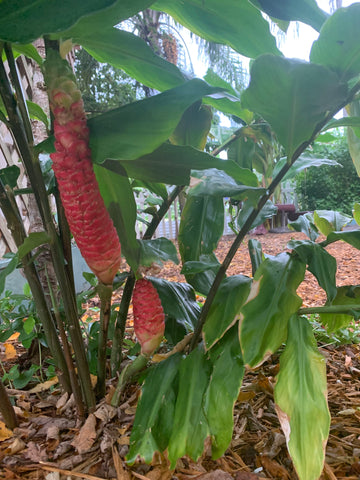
[57, 0, 153, 38]
[190, 169, 260, 197]
[237, 199, 277, 231]
[0, 255, 18, 296]
[127, 354, 182, 464]
[17, 232, 51, 258]
[132, 180, 168, 202]
[239, 253, 306, 368]
[205, 326, 245, 459]
[139, 238, 179, 267]
[0, 166, 20, 189]
[346, 100, 360, 176]
[12, 44, 43, 65]
[326, 230, 360, 250]
[242, 56, 347, 159]
[150, 278, 200, 344]
[322, 116, 360, 134]
[79, 28, 185, 93]
[288, 240, 337, 302]
[170, 102, 212, 151]
[203, 275, 252, 350]
[288, 213, 319, 242]
[23, 316, 36, 335]
[181, 258, 220, 276]
[310, 4, 360, 81]
[313, 210, 352, 236]
[168, 346, 211, 468]
[26, 100, 49, 129]
[354, 203, 360, 226]
[248, 239, 264, 276]
[315, 132, 337, 143]
[178, 195, 224, 295]
[320, 285, 360, 332]
[94, 165, 140, 271]
[0, 0, 117, 43]
[274, 315, 330, 480]
[153, 0, 281, 59]
[228, 136, 256, 172]
[88, 79, 222, 163]
[203, 70, 253, 123]
[250, 0, 328, 32]
[103, 144, 258, 186]
[272, 156, 340, 183]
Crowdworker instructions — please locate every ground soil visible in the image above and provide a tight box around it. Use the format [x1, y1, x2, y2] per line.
[1, 231, 360, 480]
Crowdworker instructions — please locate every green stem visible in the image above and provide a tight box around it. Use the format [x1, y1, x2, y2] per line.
[299, 305, 360, 315]
[110, 272, 135, 377]
[96, 283, 114, 398]
[211, 127, 243, 157]
[0, 181, 71, 392]
[111, 354, 148, 407]
[189, 81, 360, 351]
[0, 378, 18, 430]
[0, 55, 95, 410]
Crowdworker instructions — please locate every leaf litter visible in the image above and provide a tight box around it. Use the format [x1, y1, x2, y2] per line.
[1, 232, 360, 479]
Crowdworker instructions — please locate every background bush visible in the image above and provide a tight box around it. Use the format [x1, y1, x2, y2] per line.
[295, 136, 360, 215]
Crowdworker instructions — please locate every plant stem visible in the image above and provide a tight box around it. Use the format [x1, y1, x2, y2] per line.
[0, 55, 95, 410]
[110, 272, 135, 376]
[299, 305, 360, 315]
[0, 181, 71, 392]
[111, 354, 148, 407]
[0, 378, 18, 430]
[189, 82, 360, 351]
[96, 283, 114, 398]
[211, 127, 243, 157]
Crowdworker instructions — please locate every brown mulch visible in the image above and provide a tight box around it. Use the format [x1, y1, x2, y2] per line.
[1, 231, 360, 479]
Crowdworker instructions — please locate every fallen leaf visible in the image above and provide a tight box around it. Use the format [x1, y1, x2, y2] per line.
[112, 444, 131, 480]
[5, 437, 26, 454]
[235, 473, 261, 480]
[0, 421, 13, 442]
[196, 470, 233, 479]
[71, 413, 97, 454]
[4, 343, 16, 360]
[94, 403, 117, 422]
[260, 456, 289, 479]
[28, 377, 58, 393]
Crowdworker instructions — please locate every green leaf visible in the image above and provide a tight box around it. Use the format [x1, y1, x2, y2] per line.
[203, 70, 253, 123]
[190, 169, 260, 196]
[353, 203, 360, 226]
[322, 116, 360, 133]
[242, 56, 347, 159]
[313, 210, 352, 236]
[274, 315, 330, 480]
[320, 285, 360, 332]
[127, 354, 182, 464]
[181, 259, 220, 276]
[26, 100, 49, 129]
[228, 136, 256, 171]
[170, 102, 212, 151]
[23, 316, 36, 335]
[0, 0, 117, 43]
[288, 240, 337, 302]
[132, 180, 168, 202]
[346, 100, 360, 176]
[17, 232, 51, 259]
[0, 165, 20, 188]
[149, 278, 200, 344]
[288, 213, 319, 242]
[139, 238, 179, 267]
[178, 195, 224, 295]
[237, 199, 277, 231]
[94, 165, 140, 271]
[239, 253, 306, 368]
[248, 238, 264, 276]
[326, 230, 360, 250]
[88, 79, 222, 164]
[153, 0, 281, 59]
[272, 155, 340, 183]
[250, 0, 328, 32]
[205, 326, 245, 459]
[310, 3, 360, 81]
[203, 275, 252, 350]
[12, 44, 43, 65]
[0, 255, 18, 296]
[79, 28, 185, 92]
[168, 346, 211, 468]
[103, 144, 258, 187]
[57, 0, 153, 37]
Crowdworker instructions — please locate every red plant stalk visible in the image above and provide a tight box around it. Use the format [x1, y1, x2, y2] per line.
[43, 51, 121, 285]
[133, 278, 165, 356]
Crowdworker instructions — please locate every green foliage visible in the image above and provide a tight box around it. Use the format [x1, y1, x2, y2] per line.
[295, 138, 360, 215]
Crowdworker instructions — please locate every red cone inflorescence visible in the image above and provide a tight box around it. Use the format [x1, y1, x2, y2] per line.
[133, 278, 165, 356]
[43, 51, 121, 285]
